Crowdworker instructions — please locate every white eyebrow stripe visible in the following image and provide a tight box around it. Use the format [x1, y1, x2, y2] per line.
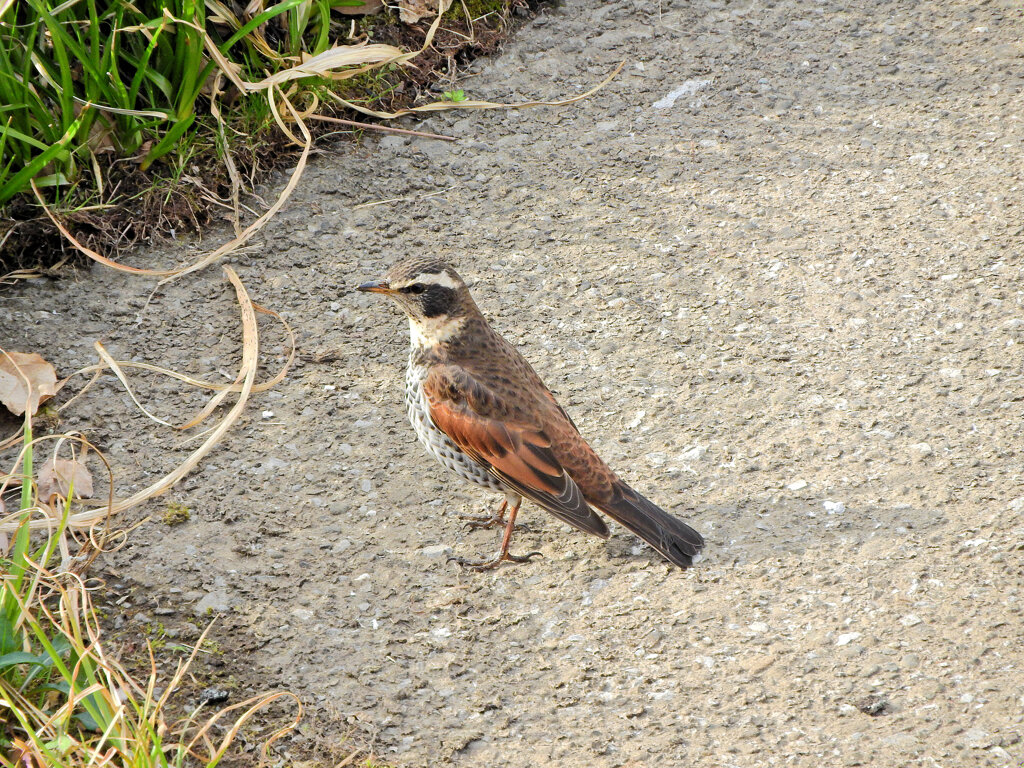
[409, 270, 460, 290]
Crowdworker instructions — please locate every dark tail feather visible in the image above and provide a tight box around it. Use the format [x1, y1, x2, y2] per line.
[596, 482, 704, 567]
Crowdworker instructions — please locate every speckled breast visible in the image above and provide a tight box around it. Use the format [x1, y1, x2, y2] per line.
[405, 358, 503, 491]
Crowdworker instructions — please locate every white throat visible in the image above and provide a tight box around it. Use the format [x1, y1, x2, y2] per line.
[408, 314, 464, 349]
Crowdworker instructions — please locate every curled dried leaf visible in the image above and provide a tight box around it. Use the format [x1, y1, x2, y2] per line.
[38, 458, 94, 502]
[399, 0, 441, 24]
[0, 351, 58, 416]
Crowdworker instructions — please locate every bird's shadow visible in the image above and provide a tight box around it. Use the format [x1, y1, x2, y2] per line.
[447, 498, 947, 570]
[689, 500, 948, 567]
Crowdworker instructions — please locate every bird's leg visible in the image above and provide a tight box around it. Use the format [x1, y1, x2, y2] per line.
[495, 501, 542, 564]
[449, 499, 542, 571]
[458, 499, 508, 529]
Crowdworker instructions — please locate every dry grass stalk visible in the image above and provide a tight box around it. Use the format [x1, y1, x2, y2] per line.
[158, 89, 312, 284]
[328, 60, 627, 120]
[3, 554, 300, 765]
[30, 179, 180, 277]
[0, 267, 264, 535]
[40, 4, 621, 286]
[305, 113, 456, 141]
[61, 299, 293, 402]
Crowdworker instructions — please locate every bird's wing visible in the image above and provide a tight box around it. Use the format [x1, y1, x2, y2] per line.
[546, 392, 580, 434]
[422, 366, 609, 539]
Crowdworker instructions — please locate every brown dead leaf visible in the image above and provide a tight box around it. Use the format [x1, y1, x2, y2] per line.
[334, 0, 384, 15]
[87, 118, 116, 154]
[399, 0, 440, 24]
[132, 140, 153, 164]
[38, 457, 94, 501]
[0, 351, 58, 416]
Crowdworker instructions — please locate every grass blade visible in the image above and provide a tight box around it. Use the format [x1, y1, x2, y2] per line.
[0, 112, 84, 204]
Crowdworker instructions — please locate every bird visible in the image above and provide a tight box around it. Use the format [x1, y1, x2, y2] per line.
[357, 256, 704, 570]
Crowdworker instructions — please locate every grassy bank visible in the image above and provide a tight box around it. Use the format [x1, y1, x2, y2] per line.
[0, 0, 527, 272]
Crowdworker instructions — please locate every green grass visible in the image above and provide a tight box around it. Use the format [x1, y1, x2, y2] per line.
[0, 1, 404, 224]
[0, 0, 522, 265]
[0, 423, 124, 764]
[0, 0, 344, 203]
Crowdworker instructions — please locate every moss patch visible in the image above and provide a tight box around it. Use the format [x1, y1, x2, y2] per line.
[161, 502, 191, 526]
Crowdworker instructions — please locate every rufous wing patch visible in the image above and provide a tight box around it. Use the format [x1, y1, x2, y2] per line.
[422, 367, 609, 538]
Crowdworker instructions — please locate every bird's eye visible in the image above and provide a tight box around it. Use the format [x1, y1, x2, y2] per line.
[402, 283, 426, 295]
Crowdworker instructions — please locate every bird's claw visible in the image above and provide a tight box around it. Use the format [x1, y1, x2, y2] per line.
[458, 512, 506, 530]
[447, 550, 543, 571]
[505, 550, 543, 564]
[458, 499, 512, 530]
[458, 513, 532, 533]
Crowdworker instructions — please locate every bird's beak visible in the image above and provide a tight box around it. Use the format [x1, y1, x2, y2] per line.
[357, 278, 394, 295]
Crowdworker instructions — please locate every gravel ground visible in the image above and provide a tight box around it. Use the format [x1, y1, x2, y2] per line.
[3, 0, 1023, 765]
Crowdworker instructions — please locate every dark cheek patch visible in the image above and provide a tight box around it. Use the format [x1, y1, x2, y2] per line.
[421, 286, 456, 317]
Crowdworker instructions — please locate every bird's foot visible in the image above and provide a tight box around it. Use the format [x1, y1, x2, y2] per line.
[458, 512, 532, 532]
[458, 511, 507, 530]
[448, 549, 543, 571]
[459, 499, 531, 531]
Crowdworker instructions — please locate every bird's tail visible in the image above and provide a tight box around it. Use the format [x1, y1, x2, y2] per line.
[595, 482, 704, 567]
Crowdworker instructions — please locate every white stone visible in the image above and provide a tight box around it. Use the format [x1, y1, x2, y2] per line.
[964, 728, 992, 749]
[420, 545, 452, 558]
[680, 445, 707, 462]
[652, 79, 712, 110]
[988, 746, 1013, 761]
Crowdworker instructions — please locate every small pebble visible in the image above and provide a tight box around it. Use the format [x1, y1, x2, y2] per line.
[198, 687, 230, 707]
[420, 545, 452, 558]
[856, 695, 890, 716]
[679, 445, 707, 462]
[823, 500, 846, 514]
[964, 728, 992, 749]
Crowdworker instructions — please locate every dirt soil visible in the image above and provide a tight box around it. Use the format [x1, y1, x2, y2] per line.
[3, 0, 1023, 765]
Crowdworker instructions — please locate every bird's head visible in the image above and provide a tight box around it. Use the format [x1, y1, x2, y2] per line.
[358, 257, 477, 347]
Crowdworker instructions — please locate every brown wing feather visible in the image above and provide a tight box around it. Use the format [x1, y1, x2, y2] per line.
[423, 367, 609, 539]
